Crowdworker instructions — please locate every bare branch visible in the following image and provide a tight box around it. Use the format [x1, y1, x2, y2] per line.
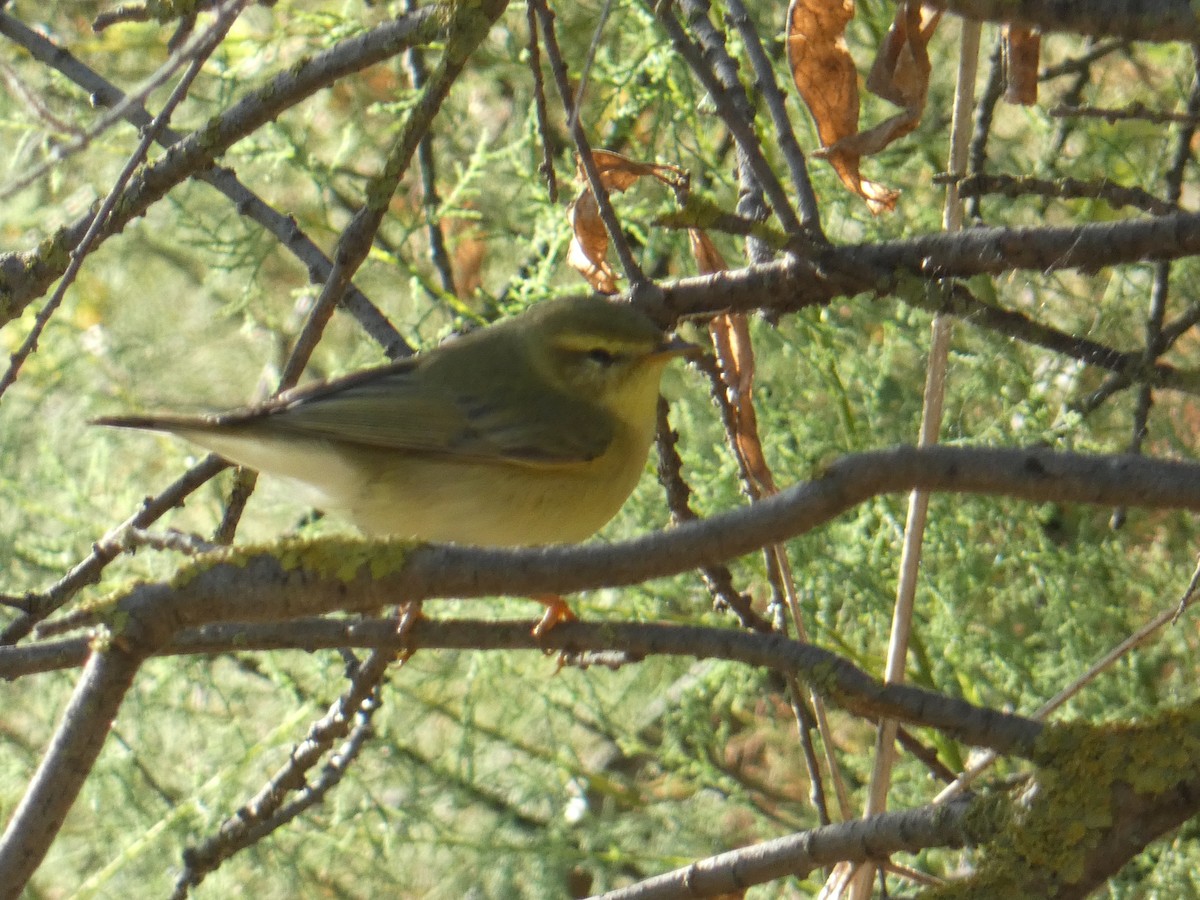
[652, 1, 808, 242]
[923, 0, 1200, 42]
[0, 6, 443, 330]
[1, 617, 1047, 756]
[274, 0, 509, 391]
[0, 10, 410, 355]
[174, 647, 393, 894]
[0, 636, 158, 896]
[954, 173, 1177, 217]
[593, 797, 976, 899]
[530, 0, 649, 290]
[0, 0, 248, 399]
[0, 456, 230, 645]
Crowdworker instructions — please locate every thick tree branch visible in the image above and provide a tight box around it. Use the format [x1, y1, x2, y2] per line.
[660, 210, 1200, 321]
[70, 447, 1200, 640]
[924, 0, 1200, 43]
[5, 444, 1199, 894]
[3, 617, 1047, 757]
[650, 212, 1200, 394]
[0, 626, 164, 897]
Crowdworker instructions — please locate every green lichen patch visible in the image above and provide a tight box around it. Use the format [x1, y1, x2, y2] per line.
[920, 702, 1200, 897]
[169, 536, 416, 590]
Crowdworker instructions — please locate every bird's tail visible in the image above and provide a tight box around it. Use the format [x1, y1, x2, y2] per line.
[92, 413, 214, 432]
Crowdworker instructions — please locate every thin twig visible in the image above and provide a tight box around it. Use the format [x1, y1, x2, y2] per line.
[1039, 38, 1129, 80]
[1051, 100, 1200, 126]
[0, 0, 248, 400]
[1110, 46, 1200, 528]
[173, 647, 395, 895]
[276, 0, 507, 392]
[568, 0, 615, 135]
[0, 6, 442, 334]
[406, 0, 458, 300]
[936, 594, 1192, 803]
[722, 0, 824, 238]
[652, 0, 806, 241]
[653, 398, 772, 632]
[963, 37, 1005, 222]
[530, 0, 649, 290]
[953, 173, 1177, 217]
[524, 0, 558, 201]
[852, 21, 981, 899]
[0, 456, 230, 645]
[0, 3, 239, 202]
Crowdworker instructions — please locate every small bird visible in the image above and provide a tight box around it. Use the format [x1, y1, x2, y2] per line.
[96, 295, 697, 548]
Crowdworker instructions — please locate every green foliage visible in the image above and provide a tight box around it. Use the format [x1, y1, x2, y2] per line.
[2, 0, 1200, 896]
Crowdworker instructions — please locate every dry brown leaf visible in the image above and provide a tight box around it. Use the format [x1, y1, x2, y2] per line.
[688, 227, 728, 275]
[786, 0, 858, 155]
[828, 3, 939, 158]
[690, 227, 777, 495]
[786, 0, 857, 149]
[567, 189, 618, 294]
[788, 1, 938, 214]
[787, 0, 898, 214]
[583, 149, 688, 192]
[711, 311, 779, 497]
[866, 3, 940, 107]
[1004, 25, 1041, 105]
[565, 150, 689, 292]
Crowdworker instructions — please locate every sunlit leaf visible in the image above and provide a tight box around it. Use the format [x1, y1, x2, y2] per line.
[567, 188, 619, 293]
[584, 148, 688, 192]
[691, 228, 778, 496]
[787, 0, 898, 213]
[566, 151, 688, 292]
[1005, 25, 1041, 105]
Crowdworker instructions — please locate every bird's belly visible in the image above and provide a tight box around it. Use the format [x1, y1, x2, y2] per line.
[177, 424, 651, 547]
[349, 451, 643, 546]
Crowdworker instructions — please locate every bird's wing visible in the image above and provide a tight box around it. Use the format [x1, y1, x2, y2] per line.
[258, 359, 614, 467]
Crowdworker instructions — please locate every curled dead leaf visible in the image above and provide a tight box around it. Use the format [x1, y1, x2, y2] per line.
[788, 1, 939, 214]
[689, 227, 777, 496]
[583, 149, 689, 193]
[786, 0, 858, 153]
[710, 310, 778, 497]
[567, 189, 619, 294]
[565, 150, 690, 292]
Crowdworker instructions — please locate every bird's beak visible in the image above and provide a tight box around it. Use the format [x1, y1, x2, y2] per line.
[651, 335, 703, 360]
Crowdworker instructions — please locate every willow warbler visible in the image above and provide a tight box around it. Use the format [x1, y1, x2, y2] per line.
[96, 296, 696, 546]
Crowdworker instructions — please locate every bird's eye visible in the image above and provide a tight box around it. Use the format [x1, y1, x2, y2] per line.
[585, 347, 619, 367]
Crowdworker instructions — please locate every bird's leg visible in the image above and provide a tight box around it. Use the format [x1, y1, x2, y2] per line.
[532, 594, 576, 637]
[392, 600, 424, 662]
